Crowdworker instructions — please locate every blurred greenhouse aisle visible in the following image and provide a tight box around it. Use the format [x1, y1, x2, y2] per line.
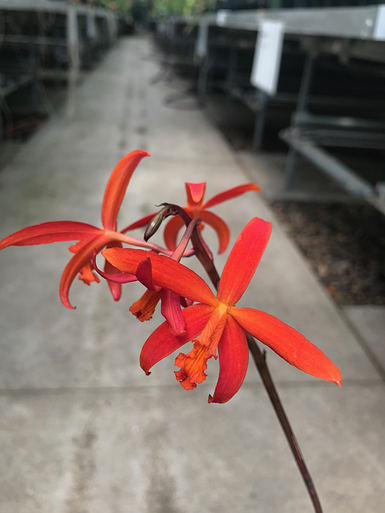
[0, 34, 384, 513]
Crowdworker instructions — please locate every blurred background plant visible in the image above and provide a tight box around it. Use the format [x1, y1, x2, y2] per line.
[151, 0, 215, 17]
[97, 0, 132, 11]
[94, 0, 214, 22]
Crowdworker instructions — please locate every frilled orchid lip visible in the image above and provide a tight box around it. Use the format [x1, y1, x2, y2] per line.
[163, 182, 261, 255]
[103, 217, 342, 404]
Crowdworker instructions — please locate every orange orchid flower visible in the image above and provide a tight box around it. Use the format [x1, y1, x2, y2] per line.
[102, 217, 342, 403]
[0, 150, 167, 309]
[128, 218, 199, 331]
[163, 182, 261, 254]
[96, 218, 199, 335]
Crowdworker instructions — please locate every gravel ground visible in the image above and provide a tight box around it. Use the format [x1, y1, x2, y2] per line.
[212, 97, 385, 306]
[270, 201, 385, 305]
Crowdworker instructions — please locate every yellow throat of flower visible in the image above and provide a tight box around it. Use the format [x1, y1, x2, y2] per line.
[175, 303, 229, 391]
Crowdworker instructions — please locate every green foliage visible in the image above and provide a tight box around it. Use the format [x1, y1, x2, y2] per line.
[98, 0, 131, 12]
[152, 0, 214, 17]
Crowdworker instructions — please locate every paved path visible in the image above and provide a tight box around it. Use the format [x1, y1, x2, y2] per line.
[0, 35, 384, 513]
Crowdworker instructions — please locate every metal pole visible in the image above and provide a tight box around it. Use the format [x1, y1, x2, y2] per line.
[284, 53, 314, 188]
[253, 90, 269, 153]
[66, 5, 80, 119]
[225, 47, 237, 118]
[297, 53, 314, 114]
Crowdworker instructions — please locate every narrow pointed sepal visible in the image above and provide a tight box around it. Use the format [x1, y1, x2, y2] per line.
[203, 183, 260, 209]
[200, 210, 230, 254]
[185, 182, 206, 206]
[0, 221, 102, 249]
[60, 234, 110, 309]
[163, 215, 185, 252]
[208, 315, 249, 403]
[120, 212, 157, 234]
[104, 241, 123, 301]
[101, 150, 150, 231]
[230, 307, 342, 385]
[217, 217, 272, 306]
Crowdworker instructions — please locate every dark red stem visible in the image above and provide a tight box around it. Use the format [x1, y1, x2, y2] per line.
[245, 333, 322, 513]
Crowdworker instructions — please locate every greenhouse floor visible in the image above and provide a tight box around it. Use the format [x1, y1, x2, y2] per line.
[0, 34, 384, 513]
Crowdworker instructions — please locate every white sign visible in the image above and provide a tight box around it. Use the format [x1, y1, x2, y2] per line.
[251, 20, 284, 96]
[87, 12, 97, 40]
[374, 5, 385, 40]
[217, 10, 230, 27]
[195, 22, 208, 59]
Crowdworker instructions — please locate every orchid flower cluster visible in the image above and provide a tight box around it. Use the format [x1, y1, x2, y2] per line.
[0, 150, 341, 404]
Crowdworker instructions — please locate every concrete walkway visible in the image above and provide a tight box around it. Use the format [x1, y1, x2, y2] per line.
[0, 35, 384, 513]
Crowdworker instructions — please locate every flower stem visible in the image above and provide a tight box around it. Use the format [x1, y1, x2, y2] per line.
[246, 333, 322, 513]
[166, 204, 220, 288]
[169, 204, 323, 513]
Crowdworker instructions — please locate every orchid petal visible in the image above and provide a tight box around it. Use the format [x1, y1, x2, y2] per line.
[185, 182, 206, 207]
[96, 270, 137, 284]
[136, 258, 160, 292]
[230, 307, 342, 385]
[0, 221, 102, 249]
[217, 218, 272, 306]
[101, 150, 150, 231]
[92, 248, 137, 285]
[208, 315, 249, 404]
[200, 210, 230, 254]
[104, 241, 123, 300]
[140, 304, 213, 375]
[120, 212, 157, 234]
[92, 251, 137, 284]
[161, 289, 186, 336]
[102, 248, 218, 306]
[203, 183, 261, 209]
[60, 234, 110, 309]
[163, 215, 185, 251]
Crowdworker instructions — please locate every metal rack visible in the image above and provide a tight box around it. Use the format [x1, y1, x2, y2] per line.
[0, 0, 118, 118]
[158, 6, 385, 214]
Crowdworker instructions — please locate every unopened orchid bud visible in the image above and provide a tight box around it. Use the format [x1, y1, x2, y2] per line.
[144, 205, 171, 241]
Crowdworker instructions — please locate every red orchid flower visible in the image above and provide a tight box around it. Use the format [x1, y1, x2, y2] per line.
[0, 150, 165, 309]
[95, 218, 200, 336]
[102, 217, 342, 404]
[128, 218, 200, 331]
[163, 182, 261, 254]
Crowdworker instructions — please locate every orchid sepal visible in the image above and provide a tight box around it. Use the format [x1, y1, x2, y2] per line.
[203, 183, 261, 209]
[101, 150, 150, 231]
[163, 181, 260, 254]
[0, 221, 103, 249]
